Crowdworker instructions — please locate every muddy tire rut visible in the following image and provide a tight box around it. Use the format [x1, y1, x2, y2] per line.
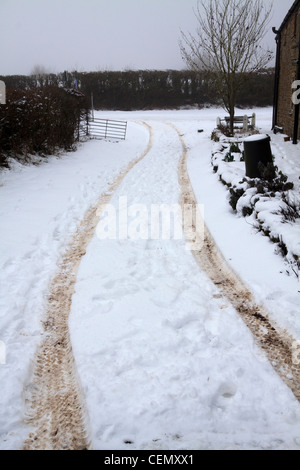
[23, 121, 299, 450]
[23, 123, 153, 450]
[171, 123, 300, 403]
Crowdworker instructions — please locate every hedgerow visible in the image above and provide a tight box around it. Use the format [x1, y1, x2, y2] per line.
[0, 87, 88, 167]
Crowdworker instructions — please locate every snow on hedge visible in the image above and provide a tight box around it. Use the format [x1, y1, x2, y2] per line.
[211, 130, 300, 275]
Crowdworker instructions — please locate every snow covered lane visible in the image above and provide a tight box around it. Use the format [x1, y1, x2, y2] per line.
[0, 122, 149, 450]
[70, 121, 300, 450]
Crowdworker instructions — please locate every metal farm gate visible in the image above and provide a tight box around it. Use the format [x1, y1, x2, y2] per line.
[80, 115, 127, 141]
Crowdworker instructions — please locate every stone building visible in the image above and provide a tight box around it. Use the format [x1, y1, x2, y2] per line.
[273, 0, 300, 144]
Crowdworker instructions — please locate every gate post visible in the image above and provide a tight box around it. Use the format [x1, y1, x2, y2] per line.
[105, 120, 108, 139]
[0, 81, 6, 104]
[86, 110, 89, 136]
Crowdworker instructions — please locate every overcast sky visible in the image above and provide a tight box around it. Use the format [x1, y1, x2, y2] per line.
[0, 0, 295, 75]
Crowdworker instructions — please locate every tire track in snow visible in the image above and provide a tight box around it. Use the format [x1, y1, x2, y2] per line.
[23, 123, 153, 450]
[171, 123, 300, 403]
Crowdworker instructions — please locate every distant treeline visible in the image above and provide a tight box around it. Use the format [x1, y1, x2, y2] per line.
[0, 69, 275, 110]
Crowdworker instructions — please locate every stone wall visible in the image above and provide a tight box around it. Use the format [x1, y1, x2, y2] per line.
[277, 4, 300, 139]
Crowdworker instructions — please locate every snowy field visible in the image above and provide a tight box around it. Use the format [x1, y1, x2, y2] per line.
[0, 107, 300, 450]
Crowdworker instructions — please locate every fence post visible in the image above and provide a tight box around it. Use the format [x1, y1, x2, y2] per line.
[0, 81, 6, 104]
[77, 115, 80, 141]
[86, 111, 89, 136]
[91, 93, 94, 121]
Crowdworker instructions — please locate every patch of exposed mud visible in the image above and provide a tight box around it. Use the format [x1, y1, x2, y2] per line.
[171, 123, 300, 403]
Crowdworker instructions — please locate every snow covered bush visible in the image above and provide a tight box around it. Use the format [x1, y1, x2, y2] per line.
[0, 87, 89, 167]
[280, 193, 300, 224]
[211, 131, 300, 276]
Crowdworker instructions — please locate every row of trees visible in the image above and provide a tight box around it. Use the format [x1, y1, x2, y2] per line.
[1, 68, 274, 111]
[79, 69, 274, 109]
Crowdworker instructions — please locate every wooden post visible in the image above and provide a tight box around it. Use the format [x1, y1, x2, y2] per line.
[86, 110, 89, 136]
[0, 80, 5, 104]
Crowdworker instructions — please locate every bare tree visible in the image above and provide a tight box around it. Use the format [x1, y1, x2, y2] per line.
[180, 0, 273, 134]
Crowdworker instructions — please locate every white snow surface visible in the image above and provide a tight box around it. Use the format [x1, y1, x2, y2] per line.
[0, 123, 149, 449]
[244, 134, 270, 142]
[0, 108, 300, 450]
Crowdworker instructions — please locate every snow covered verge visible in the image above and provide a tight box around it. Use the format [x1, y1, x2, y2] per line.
[211, 129, 300, 278]
[0, 108, 300, 451]
[0, 122, 149, 449]
[69, 110, 300, 451]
